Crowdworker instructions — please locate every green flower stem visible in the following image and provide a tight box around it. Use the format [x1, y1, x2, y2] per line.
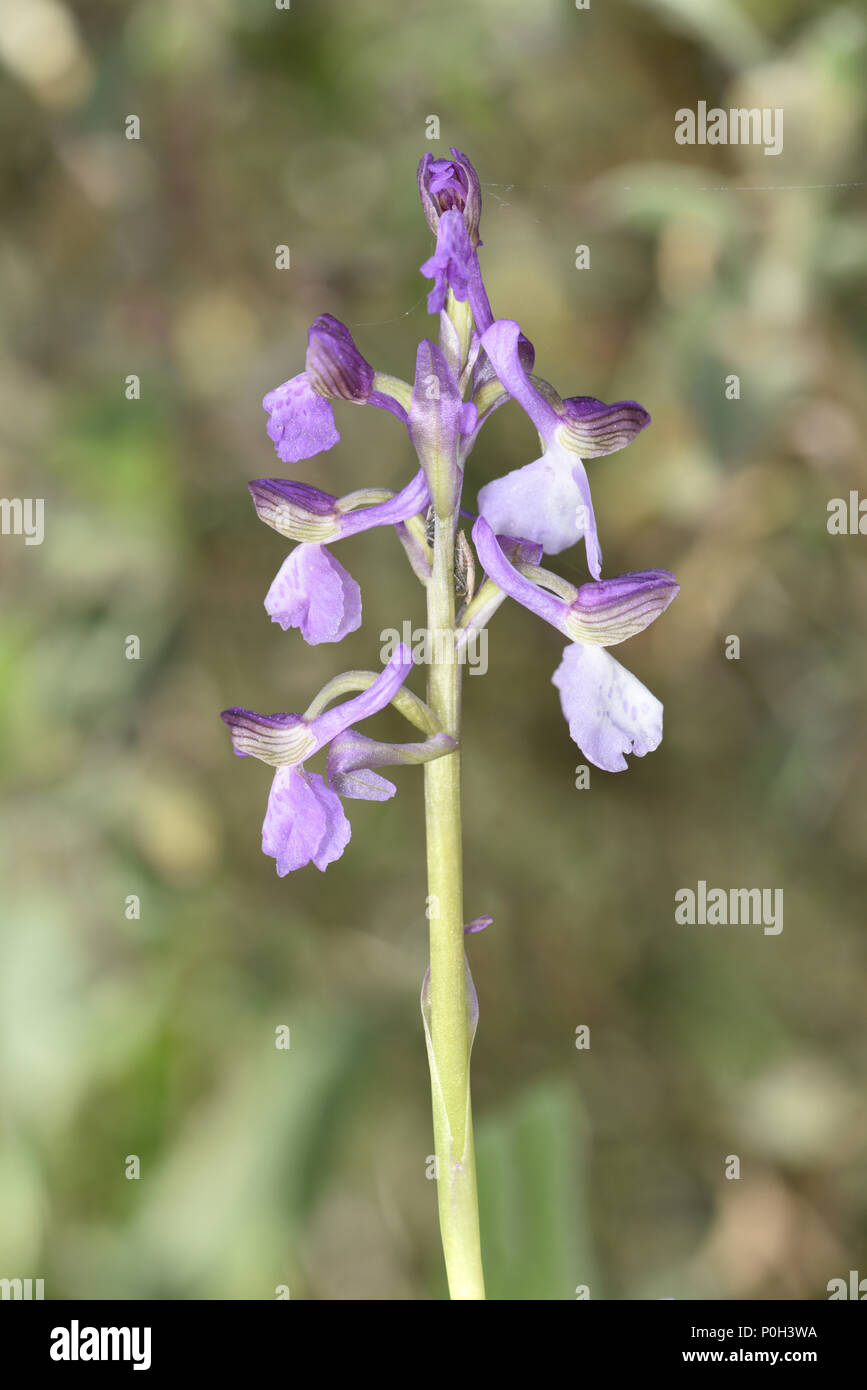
[423, 512, 486, 1300]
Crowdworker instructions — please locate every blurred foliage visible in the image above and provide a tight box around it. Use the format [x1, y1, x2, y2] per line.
[1, 0, 866, 1299]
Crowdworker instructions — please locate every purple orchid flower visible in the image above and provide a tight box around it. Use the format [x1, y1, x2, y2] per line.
[222, 644, 445, 874]
[476, 319, 650, 575]
[263, 314, 409, 464]
[247, 471, 430, 644]
[472, 517, 678, 772]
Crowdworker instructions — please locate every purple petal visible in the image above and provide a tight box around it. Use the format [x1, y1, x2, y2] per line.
[305, 314, 374, 402]
[263, 766, 351, 874]
[265, 544, 362, 645]
[263, 373, 339, 464]
[560, 397, 651, 457]
[220, 708, 316, 766]
[552, 644, 663, 772]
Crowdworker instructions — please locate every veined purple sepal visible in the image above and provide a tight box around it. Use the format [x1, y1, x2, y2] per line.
[558, 396, 651, 458]
[564, 571, 679, 646]
[220, 709, 317, 767]
[327, 728, 457, 800]
[250, 472, 429, 546]
[265, 544, 362, 645]
[418, 148, 482, 247]
[249, 479, 340, 542]
[305, 314, 374, 402]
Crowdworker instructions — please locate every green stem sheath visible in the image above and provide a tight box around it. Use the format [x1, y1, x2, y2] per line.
[423, 514, 486, 1300]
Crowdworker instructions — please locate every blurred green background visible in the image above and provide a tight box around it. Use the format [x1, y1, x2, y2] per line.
[1, 0, 866, 1300]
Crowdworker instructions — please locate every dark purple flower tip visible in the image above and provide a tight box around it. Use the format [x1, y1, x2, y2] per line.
[418, 147, 482, 247]
[305, 314, 375, 402]
[220, 708, 317, 766]
[464, 915, 492, 935]
[248, 479, 340, 542]
[558, 397, 651, 458]
[565, 570, 679, 646]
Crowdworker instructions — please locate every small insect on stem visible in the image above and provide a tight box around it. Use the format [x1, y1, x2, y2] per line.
[425, 506, 475, 602]
[455, 530, 475, 602]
